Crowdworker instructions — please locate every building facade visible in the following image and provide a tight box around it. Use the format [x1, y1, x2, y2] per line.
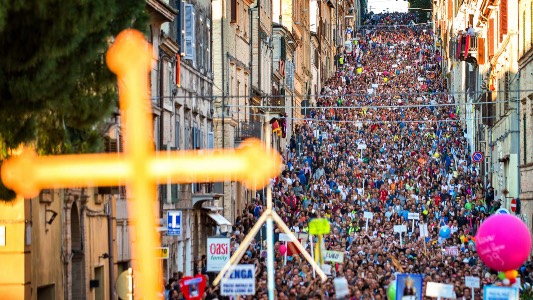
[212, 0, 258, 222]
[166, 0, 227, 279]
[438, 0, 521, 215]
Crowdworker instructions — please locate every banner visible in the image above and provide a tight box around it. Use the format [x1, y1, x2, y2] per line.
[426, 282, 455, 299]
[324, 250, 344, 263]
[396, 274, 423, 300]
[220, 264, 256, 296]
[334, 277, 349, 299]
[206, 237, 231, 272]
[180, 275, 206, 300]
[465, 276, 480, 288]
[483, 286, 519, 300]
[444, 246, 459, 256]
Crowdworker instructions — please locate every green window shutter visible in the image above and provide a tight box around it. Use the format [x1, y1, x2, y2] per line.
[171, 184, 179, 203]
[160, 184, 167, 203]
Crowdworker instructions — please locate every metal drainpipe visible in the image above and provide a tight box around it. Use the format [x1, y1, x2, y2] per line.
[516, 71, 521, 197]
[107, 195, 115, 300]
[109, 123, 123, 300]
[258, 1, 262, 106]
[249, 5, 254, 120]
[221, 12, 226, 212]
[159, 51, 167, 220]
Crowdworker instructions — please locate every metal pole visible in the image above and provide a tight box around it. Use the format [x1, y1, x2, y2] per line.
[284, 241, 288, 265]
[264, 112, 275, 300]
[221, 1, 226, 214]
[107, 195, 115, 300]
[516, 72, 521, 198]
[309, 235, 316, 278]
[266, 216, 275, 300]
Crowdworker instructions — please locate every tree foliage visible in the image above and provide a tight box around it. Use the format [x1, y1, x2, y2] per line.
[408, 0, 432, 22]
[0, 1, 148, 200]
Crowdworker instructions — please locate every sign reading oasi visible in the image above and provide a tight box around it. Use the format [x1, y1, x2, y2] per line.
[221, 264, 256, 296]
[309, 218, 330, 235]
[323, 250, 344, 263]
[207, 237, 231, 272]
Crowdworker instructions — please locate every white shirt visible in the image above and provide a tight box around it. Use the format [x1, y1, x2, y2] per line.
[285, 177, 293, 185]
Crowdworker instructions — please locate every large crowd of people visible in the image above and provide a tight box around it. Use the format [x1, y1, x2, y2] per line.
[166, 12, 533, 300]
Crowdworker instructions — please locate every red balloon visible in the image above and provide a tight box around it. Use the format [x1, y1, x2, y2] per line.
[179, 275, 206, 300]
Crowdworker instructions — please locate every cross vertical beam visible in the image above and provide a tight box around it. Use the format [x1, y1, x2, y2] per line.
[106, 29, 160, 299]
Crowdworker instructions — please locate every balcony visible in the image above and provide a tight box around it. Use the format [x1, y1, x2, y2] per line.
[449, 34, 480, 65]
[235, 121, 262, 143]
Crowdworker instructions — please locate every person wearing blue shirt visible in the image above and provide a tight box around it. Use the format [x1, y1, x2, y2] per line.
[298, 169, 307, 186]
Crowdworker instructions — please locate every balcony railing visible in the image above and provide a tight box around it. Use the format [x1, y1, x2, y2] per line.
[449, 34, 479, 63]
[235, 121, 262, 141]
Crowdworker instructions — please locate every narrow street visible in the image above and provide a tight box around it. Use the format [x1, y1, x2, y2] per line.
[223, 12, 499, 300]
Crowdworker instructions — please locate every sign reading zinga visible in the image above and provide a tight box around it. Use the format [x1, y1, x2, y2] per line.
[207, 237, 231, 272]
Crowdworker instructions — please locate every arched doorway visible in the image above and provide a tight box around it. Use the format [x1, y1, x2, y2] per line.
[71, 202, 86, 300]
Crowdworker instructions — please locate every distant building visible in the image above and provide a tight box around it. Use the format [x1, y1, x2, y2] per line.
[211, 0, 256, 222]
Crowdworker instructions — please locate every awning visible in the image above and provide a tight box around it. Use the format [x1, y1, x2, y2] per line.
[207, 212, 232, 226]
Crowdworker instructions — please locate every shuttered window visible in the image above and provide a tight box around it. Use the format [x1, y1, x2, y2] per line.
[231, 0, 238, 23]
[175, 120, 181, 149]
[193, 127, 199, 149]
[504, 72, 510, 112]
[524, 11, 527, 55]
[488, 19, 495, 57]
[171, 184, 178, 203]
[184, 4, 196, 62]
[500, 0, 507, 41]
[173, 0, 185, 52]
[206, 19, 211, 73]
[208, 132, 214, 149]
[522, 114, 527, 165]
[184, 125, 190, 149]
[477, 37, 485, 65]
[199, 18, 204, 69]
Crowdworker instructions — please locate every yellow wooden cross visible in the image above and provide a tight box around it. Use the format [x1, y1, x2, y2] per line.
[1, 29, 281, 299]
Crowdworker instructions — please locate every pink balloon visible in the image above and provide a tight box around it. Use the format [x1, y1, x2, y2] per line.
[475, 214, 532, 271]
[279, 244, 287, 255]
